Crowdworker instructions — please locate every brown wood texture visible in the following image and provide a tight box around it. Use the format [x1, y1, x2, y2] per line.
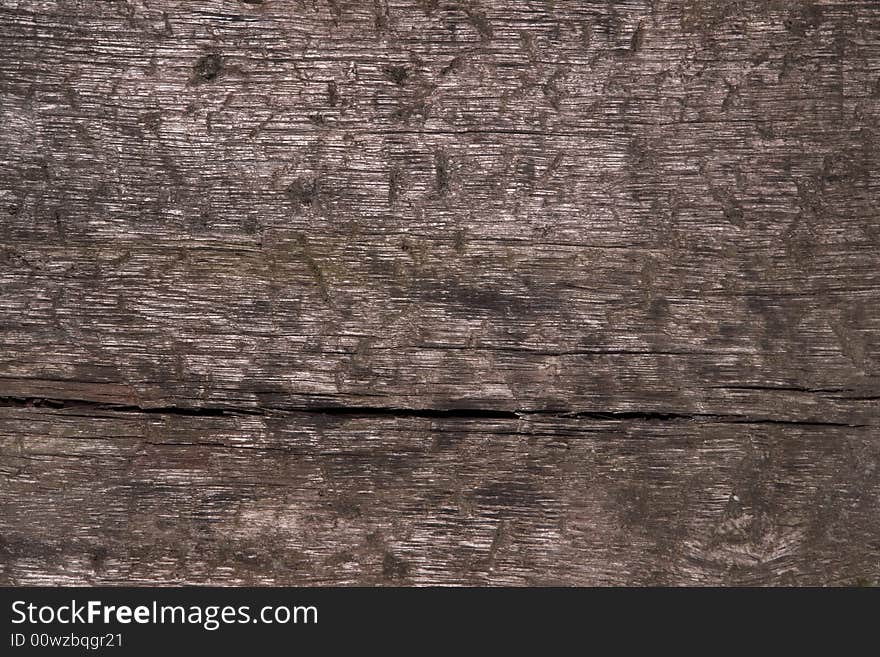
[0, 0, 878, 585]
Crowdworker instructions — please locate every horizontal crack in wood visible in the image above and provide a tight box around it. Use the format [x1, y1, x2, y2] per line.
[0, 396, 867, 428]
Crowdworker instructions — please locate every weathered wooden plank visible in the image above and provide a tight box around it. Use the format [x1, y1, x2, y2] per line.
[0, 1, 878, 585]
[1, 1, 878, 416]
[1, 406, 877, 586]
[1, 236, 879, 421]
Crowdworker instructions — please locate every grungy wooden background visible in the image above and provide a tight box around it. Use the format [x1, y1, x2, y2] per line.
[0, 0, 878, 585]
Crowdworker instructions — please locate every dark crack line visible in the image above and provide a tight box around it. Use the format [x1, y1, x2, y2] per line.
[0, 396, 868, 428]
[709, 385, 851, 394]
[0, 396, 515, 420]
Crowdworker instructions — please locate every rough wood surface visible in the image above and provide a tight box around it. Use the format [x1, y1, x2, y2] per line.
[0, 0, 878, 585]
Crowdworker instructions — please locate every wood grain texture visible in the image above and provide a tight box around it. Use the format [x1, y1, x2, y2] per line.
[0, 0, 878, 585]
[1, 406, 878, 585]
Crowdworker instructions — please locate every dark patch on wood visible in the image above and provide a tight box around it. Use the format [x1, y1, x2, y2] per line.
[382, 64, 409, 86]
[441, 56, 466, 76]
[629, 20, 645, 54]
[374, 0, 390, 33]
[463, 3, 493, 41]
[286, 177, 321, 206]
[326, 79, 339, 107]
[192, 52, 224, 83]
[434, 150, 450, 196]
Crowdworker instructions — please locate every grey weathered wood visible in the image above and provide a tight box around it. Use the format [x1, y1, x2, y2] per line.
[1, 406, 878, 585]
[0, 0, 878, 585]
